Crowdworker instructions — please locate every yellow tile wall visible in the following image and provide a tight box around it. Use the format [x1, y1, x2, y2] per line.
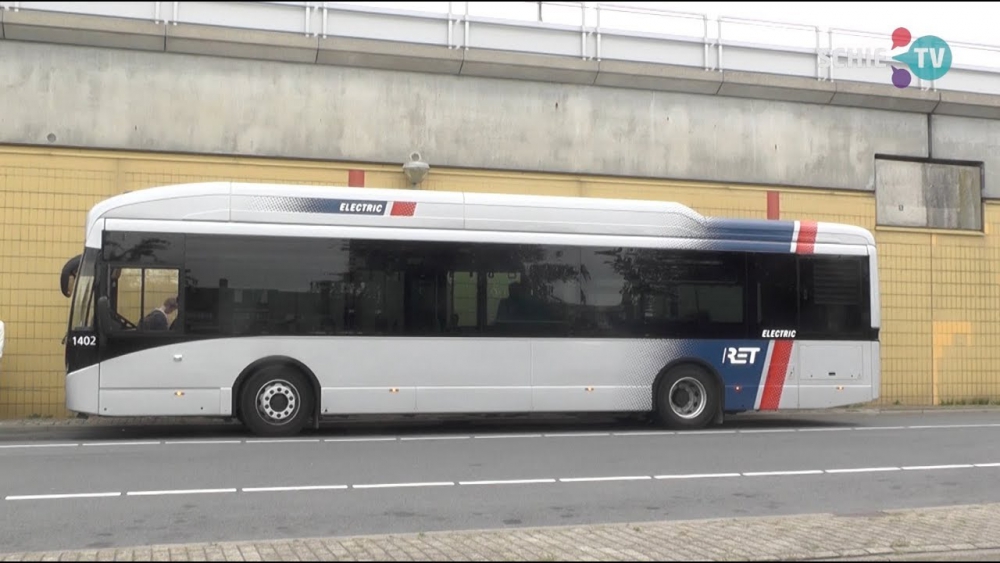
[0, 145, 998, 417]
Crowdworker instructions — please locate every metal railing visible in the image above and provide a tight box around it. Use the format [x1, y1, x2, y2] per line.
[3, 1, 999, 94]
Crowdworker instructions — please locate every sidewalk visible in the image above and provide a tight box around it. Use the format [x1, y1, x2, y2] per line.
[3, 502, 1000, 561]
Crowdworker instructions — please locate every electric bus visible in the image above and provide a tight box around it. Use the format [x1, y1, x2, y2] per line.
[60, 182, 881, 437]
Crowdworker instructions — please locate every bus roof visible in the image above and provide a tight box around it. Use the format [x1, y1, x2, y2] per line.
[84, 182, 876, 250]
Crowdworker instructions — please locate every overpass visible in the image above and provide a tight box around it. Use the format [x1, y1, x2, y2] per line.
[0, 1, 998, 203]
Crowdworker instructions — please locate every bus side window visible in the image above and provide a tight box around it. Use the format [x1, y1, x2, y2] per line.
[751, 253, 798, 331]
[110, 267, 180, 332]
[139, 268, 180, 331]
[797, 255, 869, 338]
[112, 268, 143, 329]
[449, 269, 478, 331]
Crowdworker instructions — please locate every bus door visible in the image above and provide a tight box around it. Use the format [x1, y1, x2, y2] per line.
[94, 263, 186, 390]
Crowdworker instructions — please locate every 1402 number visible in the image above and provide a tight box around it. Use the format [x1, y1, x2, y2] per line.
[72, 335, 97, 346]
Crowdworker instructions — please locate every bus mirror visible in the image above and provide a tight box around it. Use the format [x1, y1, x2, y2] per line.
[60, 254, 82, 298]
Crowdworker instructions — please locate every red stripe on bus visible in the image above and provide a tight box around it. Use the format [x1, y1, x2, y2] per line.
[760, 340, 793, 411]
[390, 202, 417, 216]
[796, 221, 817, 254]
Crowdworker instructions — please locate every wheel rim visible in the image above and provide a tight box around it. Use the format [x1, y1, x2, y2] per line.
[668, 377, 707, 420]
[256, 379, 299, 425]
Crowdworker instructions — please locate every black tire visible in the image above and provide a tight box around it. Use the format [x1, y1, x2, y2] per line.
[239, 365, 314, 438]
[655, 364, 719, 430]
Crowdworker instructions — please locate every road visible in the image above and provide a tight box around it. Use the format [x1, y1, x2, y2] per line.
[2, 410, 1000, 554]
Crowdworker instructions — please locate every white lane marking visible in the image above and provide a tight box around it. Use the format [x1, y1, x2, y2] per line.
[824, 467, 900, 474]
[325, 437, 398, 443]
[6, 492, 121, 501]
[0, 443, 80, 449]
[542, 433, 610, 438]
[352, 482, 455, 489]
[242, 485, 348, 493]
[739, 429, 796, 434]
[612, 431, 676, 437]
[796, 428, 852, 433]
[854, 426, 907, 431]
[743, 470, 825, 477]
[458, 478, 557, 486]
[9, 462, 1000, 501]
[907, 424, 1000, 429]
[901, 464, 975, 471]
[245, 439, 320, 444]
[654, 473, 741, 480]
[81, 441, 162, 447]
[680, 430, 737, 435]
[472, 434, 543, 439]
[163, 440, 243, 445]
[400, 436, 471, 441]
[559, 476, 651, 483]
[126, 488, 237, 497]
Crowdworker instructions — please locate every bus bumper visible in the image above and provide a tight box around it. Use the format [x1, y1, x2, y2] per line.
[66, 364, 100, 415]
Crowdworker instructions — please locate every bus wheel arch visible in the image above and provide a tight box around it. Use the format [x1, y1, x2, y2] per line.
[233, 356, 321, 436]
[651, 359, 724, 430]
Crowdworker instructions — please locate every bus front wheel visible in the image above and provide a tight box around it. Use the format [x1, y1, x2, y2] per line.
[239, 366, 314, 437]
[655, 365, 719, 430]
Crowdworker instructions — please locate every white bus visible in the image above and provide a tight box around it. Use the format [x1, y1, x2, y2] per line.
[60, 182, 881, 437]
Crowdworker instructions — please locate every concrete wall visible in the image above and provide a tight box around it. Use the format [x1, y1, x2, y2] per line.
[0, 39, 937, 193]
[876, 159, 983, 230]
[932, 116, 1000, 198]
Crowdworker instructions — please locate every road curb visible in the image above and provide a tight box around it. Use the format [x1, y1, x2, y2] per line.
[2, 406, 999, 428]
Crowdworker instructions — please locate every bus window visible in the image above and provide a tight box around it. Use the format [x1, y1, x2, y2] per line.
[103, 232, 184, 265]
[603, 248, 748, 339]
[449, 269, 478, 331]
[109, 267, 180, 332]
[751, 253, 798, 332]
[798, 255, 870, 339]
[487, 272, 521, 325]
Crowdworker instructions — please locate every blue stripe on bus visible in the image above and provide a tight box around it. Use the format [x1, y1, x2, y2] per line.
[702, 219, 797, 254]
[704, 218, 796, 245]
[676, 339, 774, 412]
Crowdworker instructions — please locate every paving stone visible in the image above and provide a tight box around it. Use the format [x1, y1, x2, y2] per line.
[6, 503, 1000, 561]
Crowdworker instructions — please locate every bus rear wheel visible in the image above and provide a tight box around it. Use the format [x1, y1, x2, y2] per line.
[239, 366, 313, 437]
[656, 365, 719, 430]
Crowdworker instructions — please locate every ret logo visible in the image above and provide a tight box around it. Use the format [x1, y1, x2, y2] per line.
[723, 347, 761, 366]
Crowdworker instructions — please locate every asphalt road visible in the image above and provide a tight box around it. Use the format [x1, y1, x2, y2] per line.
[2, 410, 1000, 553]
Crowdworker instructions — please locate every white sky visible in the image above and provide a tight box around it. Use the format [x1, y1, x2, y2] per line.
[608, 2, 993, 46]
[343, 1, 998, 69]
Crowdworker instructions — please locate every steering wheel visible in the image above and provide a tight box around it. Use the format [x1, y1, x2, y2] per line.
[114, 311, 137, 330]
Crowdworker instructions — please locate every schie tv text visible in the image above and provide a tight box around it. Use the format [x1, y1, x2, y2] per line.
[818, 48, 891, 69]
